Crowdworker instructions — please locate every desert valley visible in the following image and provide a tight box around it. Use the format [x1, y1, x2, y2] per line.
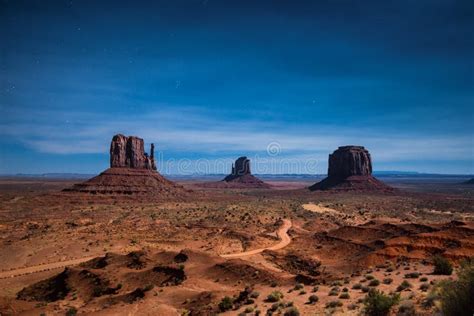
[0, 135, 472, 316]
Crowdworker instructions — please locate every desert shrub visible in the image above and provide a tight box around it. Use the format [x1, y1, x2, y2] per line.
[270, 281, 278, 287]
[437, 259, 474, 316]
[143, 284, 154, 292]
[397, 300, 416, 316]
[396, 280, 412, 292]
[404, 272, 420, 279]
[250, 291, 260, 298]
[326, 300, 343, 308]
[283, 307, 300, 316]
[266, 291, 284, 302]
[218, 296, 233, 311]
[352, 283, 362, 289]
[366, 274, 375, 280]
[369, 279, 380, 287]
[328, 288, 339, 296]
[421, 291, 438, 308]
[348, 303, 358, 310]
[419, 283, 430, 291]
[342, 287, 349, 292]
[66, 308, 77, 316]
[244, 306, 254, 313]
[420, 277, 428, 282]
[363, 289, 400, 316]
[383, 278, 393, 285]
[308, 294, 319, 304]
[311, 286, 319, 292]
[298, 290, 306, 295]
[294, 283, 304, 290]
[362, 286, 370, 293]
[339, 292, 350, 299]
[433, 255, 453, 275]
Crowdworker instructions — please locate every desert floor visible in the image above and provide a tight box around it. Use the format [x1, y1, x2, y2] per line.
[0, 176, 473, 315]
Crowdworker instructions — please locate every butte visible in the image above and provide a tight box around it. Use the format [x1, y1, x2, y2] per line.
[309, 146, 392, 191]
[200, 156, 271, 189]
[64, 134, 187, 196]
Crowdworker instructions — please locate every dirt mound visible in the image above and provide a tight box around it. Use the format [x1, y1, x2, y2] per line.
[206, 260, 279, 285]
[80, 251, 148, 270]
[262, 250, 322, 277]
[304, 220, 474, 268]
[64, 167, 188, 195]
[17, 268, 70, 302]
[124, 265, 186, 287]
[17, 268, 118, 302]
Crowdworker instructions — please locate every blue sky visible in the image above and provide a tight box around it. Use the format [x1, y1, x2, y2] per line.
[1, 0, 473, 174]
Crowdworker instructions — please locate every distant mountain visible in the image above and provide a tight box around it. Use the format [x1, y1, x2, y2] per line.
[464, 178, 474, 184]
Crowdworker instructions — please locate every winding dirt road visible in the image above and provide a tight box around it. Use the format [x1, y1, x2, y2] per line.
[220, 219, 292, 259]
[0, 256, 97, 280]
[0, 220, 293, 279]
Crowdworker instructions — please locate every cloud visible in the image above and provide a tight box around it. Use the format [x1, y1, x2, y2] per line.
[1, 106, 472, 167]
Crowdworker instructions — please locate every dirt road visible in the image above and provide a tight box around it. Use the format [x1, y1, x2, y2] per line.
[0, 256, 98, 279]
[220, 219, 292, 259]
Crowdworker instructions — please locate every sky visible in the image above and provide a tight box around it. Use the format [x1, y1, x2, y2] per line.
[1, 0, 473, 175]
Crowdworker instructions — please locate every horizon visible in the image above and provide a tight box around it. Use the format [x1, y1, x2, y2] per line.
[1, 0, 473, 174]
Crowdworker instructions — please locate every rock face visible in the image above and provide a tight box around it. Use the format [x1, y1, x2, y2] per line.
[328, 146, 372, 178]
[224, 156, 251, 181]
[309, 146, 392, 191]
[110, 134, 156, 170]
[199, 156, 271, 189]
[64, 134, 186, 196]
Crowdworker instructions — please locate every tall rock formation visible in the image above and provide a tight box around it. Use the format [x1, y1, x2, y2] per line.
[110, 134, 156, 170]
[64, 134, 187, 196]
[309, 146, 392, 191]
[199, 156, 271, 189]
[224, 156, 251, 181]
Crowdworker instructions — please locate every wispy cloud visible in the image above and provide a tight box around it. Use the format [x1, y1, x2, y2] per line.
[1, 106, 472, 168]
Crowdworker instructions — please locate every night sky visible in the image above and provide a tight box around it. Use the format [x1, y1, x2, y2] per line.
[1, 0, 473, 174]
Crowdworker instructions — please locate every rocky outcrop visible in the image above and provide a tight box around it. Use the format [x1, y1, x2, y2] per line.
[224, 156, 251, 181]
[309, 146, 392, 191]
[110, 134, 156, 170]
[328, 146, 372, 178]
[64, 134, 188, 196]
[198, 156, 271, 189]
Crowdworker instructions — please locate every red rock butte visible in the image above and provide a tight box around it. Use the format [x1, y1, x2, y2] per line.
[64, 134, 187, 195]
[309, 146, 392, 191]
[201, 156, 271, 189]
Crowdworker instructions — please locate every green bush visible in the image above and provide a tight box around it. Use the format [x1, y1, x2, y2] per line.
[397, 300, 416, 316]
[326, 300, 343, 308]
[433, 255, 453, 275]
[396, 280, 412, 292]
[352, 283, 362, 289]
[404, 272, 420, 279]
[66, 308, 77, 316]
[339, 292, 350, 299]
[419, 283, 430, 292]
[308, 294, 319, 304]
[266, 291, 284, 302]
[369, 279, 380, 287]
[437, 259, 474, 316]
[250, 291, 260, 298]
[218, 296, 233, 311]
[283, 307, 300, 316]
[363, 289, 400, 316]
[382, 278, 393, 285]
